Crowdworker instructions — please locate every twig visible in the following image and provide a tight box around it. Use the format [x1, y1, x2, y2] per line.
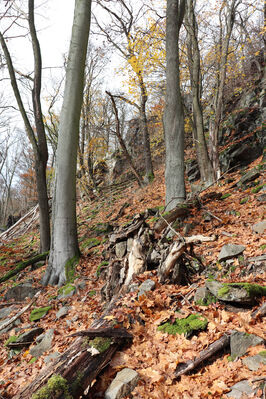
[202, 208, 223, 223]
[0, 291, 41, 333]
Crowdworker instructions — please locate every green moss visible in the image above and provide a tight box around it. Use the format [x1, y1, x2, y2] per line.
[81, 238, 101, 250]
[258, 351, 266, 358]
[89, 337, 112, 353]
[31, 375, 72, 399]
[217, 286, 230, 297]
[58, 283, 75, 297]
[260, 244, 266, 251]
[29, 357, 37, 364]
[162, 211, 170, 217]
[4, 335, 18, 346]
[96, 261, 109, 277]
[251, 185, 263, 193]
[221, 193, 231, 200]
[88, 290, 96, 297]
[29, 306, 51, 322]
[65, 254, 79, 283]
[158, 314, 208, 336]
[240, 197, 249, 204]
[195, 293, 217, 306]
[217, 282, 266, 298]
[232, 283, 266, 297]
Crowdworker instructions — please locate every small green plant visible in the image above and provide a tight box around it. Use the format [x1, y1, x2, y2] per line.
[240, 197, 249, 204]
[96, 261, 108, 277]
[260, 244, 266, 251]
[29, 306, 52, 322]
[251, 185, 263, 193]
[221, 193, 231, 200]
[4, 336, 18, 346]
[29, 357, 37, 364]
[88, 290, 96, 297]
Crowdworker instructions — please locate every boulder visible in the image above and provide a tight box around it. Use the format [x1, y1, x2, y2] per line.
[30, 329, 54, 358]
[0, 306, 16, 320]
[138, 279, 155, 299]
[56, 306, 70, 319]
[227, 380, 254, 399]
[218, 244, 245, 262]
[230, 331, 264, 359]
[105, 368, 139, 399]
[242, 353, 266, 371]
[205, 280, 265, 304]
[4, 283, 39, 301]
[252, 220, 266, 234]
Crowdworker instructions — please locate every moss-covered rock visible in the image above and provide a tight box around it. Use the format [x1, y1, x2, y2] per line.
[31, 374, 72, 399]
[206, 280, 266, 304]
[58, 283, 76, 299]
[158, 314, 208, 337]
[29, 306, 52, 322]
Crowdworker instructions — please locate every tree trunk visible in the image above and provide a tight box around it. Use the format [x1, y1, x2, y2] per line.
[209, 0, 239, 179]
[43, 0, 92, 286]
[138, 75, 154, 182]
[164, 0, 186, 211]
[185, 0, 214, 186]
[0, 1, 51, 253]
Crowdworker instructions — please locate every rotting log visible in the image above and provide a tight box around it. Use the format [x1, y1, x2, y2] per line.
[0, 252, 48, 284]
[154, 199, 199, 234]
[175, 331, 232, 377]
[13, 301, 132, 399]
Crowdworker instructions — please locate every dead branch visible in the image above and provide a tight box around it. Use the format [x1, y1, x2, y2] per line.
[175, 332, 231, 377]
[0, 291, 41, 333]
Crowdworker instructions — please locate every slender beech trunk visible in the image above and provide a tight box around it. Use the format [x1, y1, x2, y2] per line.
[43, 0, 92, 286]
[185, 0, 214, 185]
[0, 0, 50, 252]
[164, 0, 186, 211]
[209, 0, 239, 179]
[138, 74, 154, 182]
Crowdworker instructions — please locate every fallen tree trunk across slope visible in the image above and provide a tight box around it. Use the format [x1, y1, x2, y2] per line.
[13, 297, 132, 399]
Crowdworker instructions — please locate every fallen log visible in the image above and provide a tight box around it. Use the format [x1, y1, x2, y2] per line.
[0, 252, 48, 283]
[13, 298, 132, 399]
[251, 302, 266, 319]
[175, 331, 231, 377]
[154, 199, 199, 234]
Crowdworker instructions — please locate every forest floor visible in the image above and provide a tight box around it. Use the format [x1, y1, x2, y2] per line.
[0, 154, 265, 399]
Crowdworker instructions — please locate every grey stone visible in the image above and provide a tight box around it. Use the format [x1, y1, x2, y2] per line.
[44, 352, 60, 364]
[206, 280, 253, 304]
[56, 306, 70, 319]
[227, 380, 253, 398]
[194, 287, 209, 303]
[218, 244, 245, 262]
[15, 327, 44, 346]
[257, 193, 266, 202]
[105, 368, 139, 399]
[238, 168, 261, 186]
[230, 331, 264, 359]
[30, 329, 54, 358]
[252, 220, 266, 234]
[57, 285, 76, 300]
[115, 241, 127, 258]
[150, 249, 161, 263]
[138, 279, 155, 299]
[242, 354, 266, 371]
[0, 306, 15, 320]
[4, 283, 38, 301]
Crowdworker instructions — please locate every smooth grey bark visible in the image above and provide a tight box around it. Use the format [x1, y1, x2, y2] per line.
[185, 0, 214, 186]
[43, 0, 92, 286]
[0, 0, 50, 252]
[209, 0, 240, 179]
[164, 0, 186, 211]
